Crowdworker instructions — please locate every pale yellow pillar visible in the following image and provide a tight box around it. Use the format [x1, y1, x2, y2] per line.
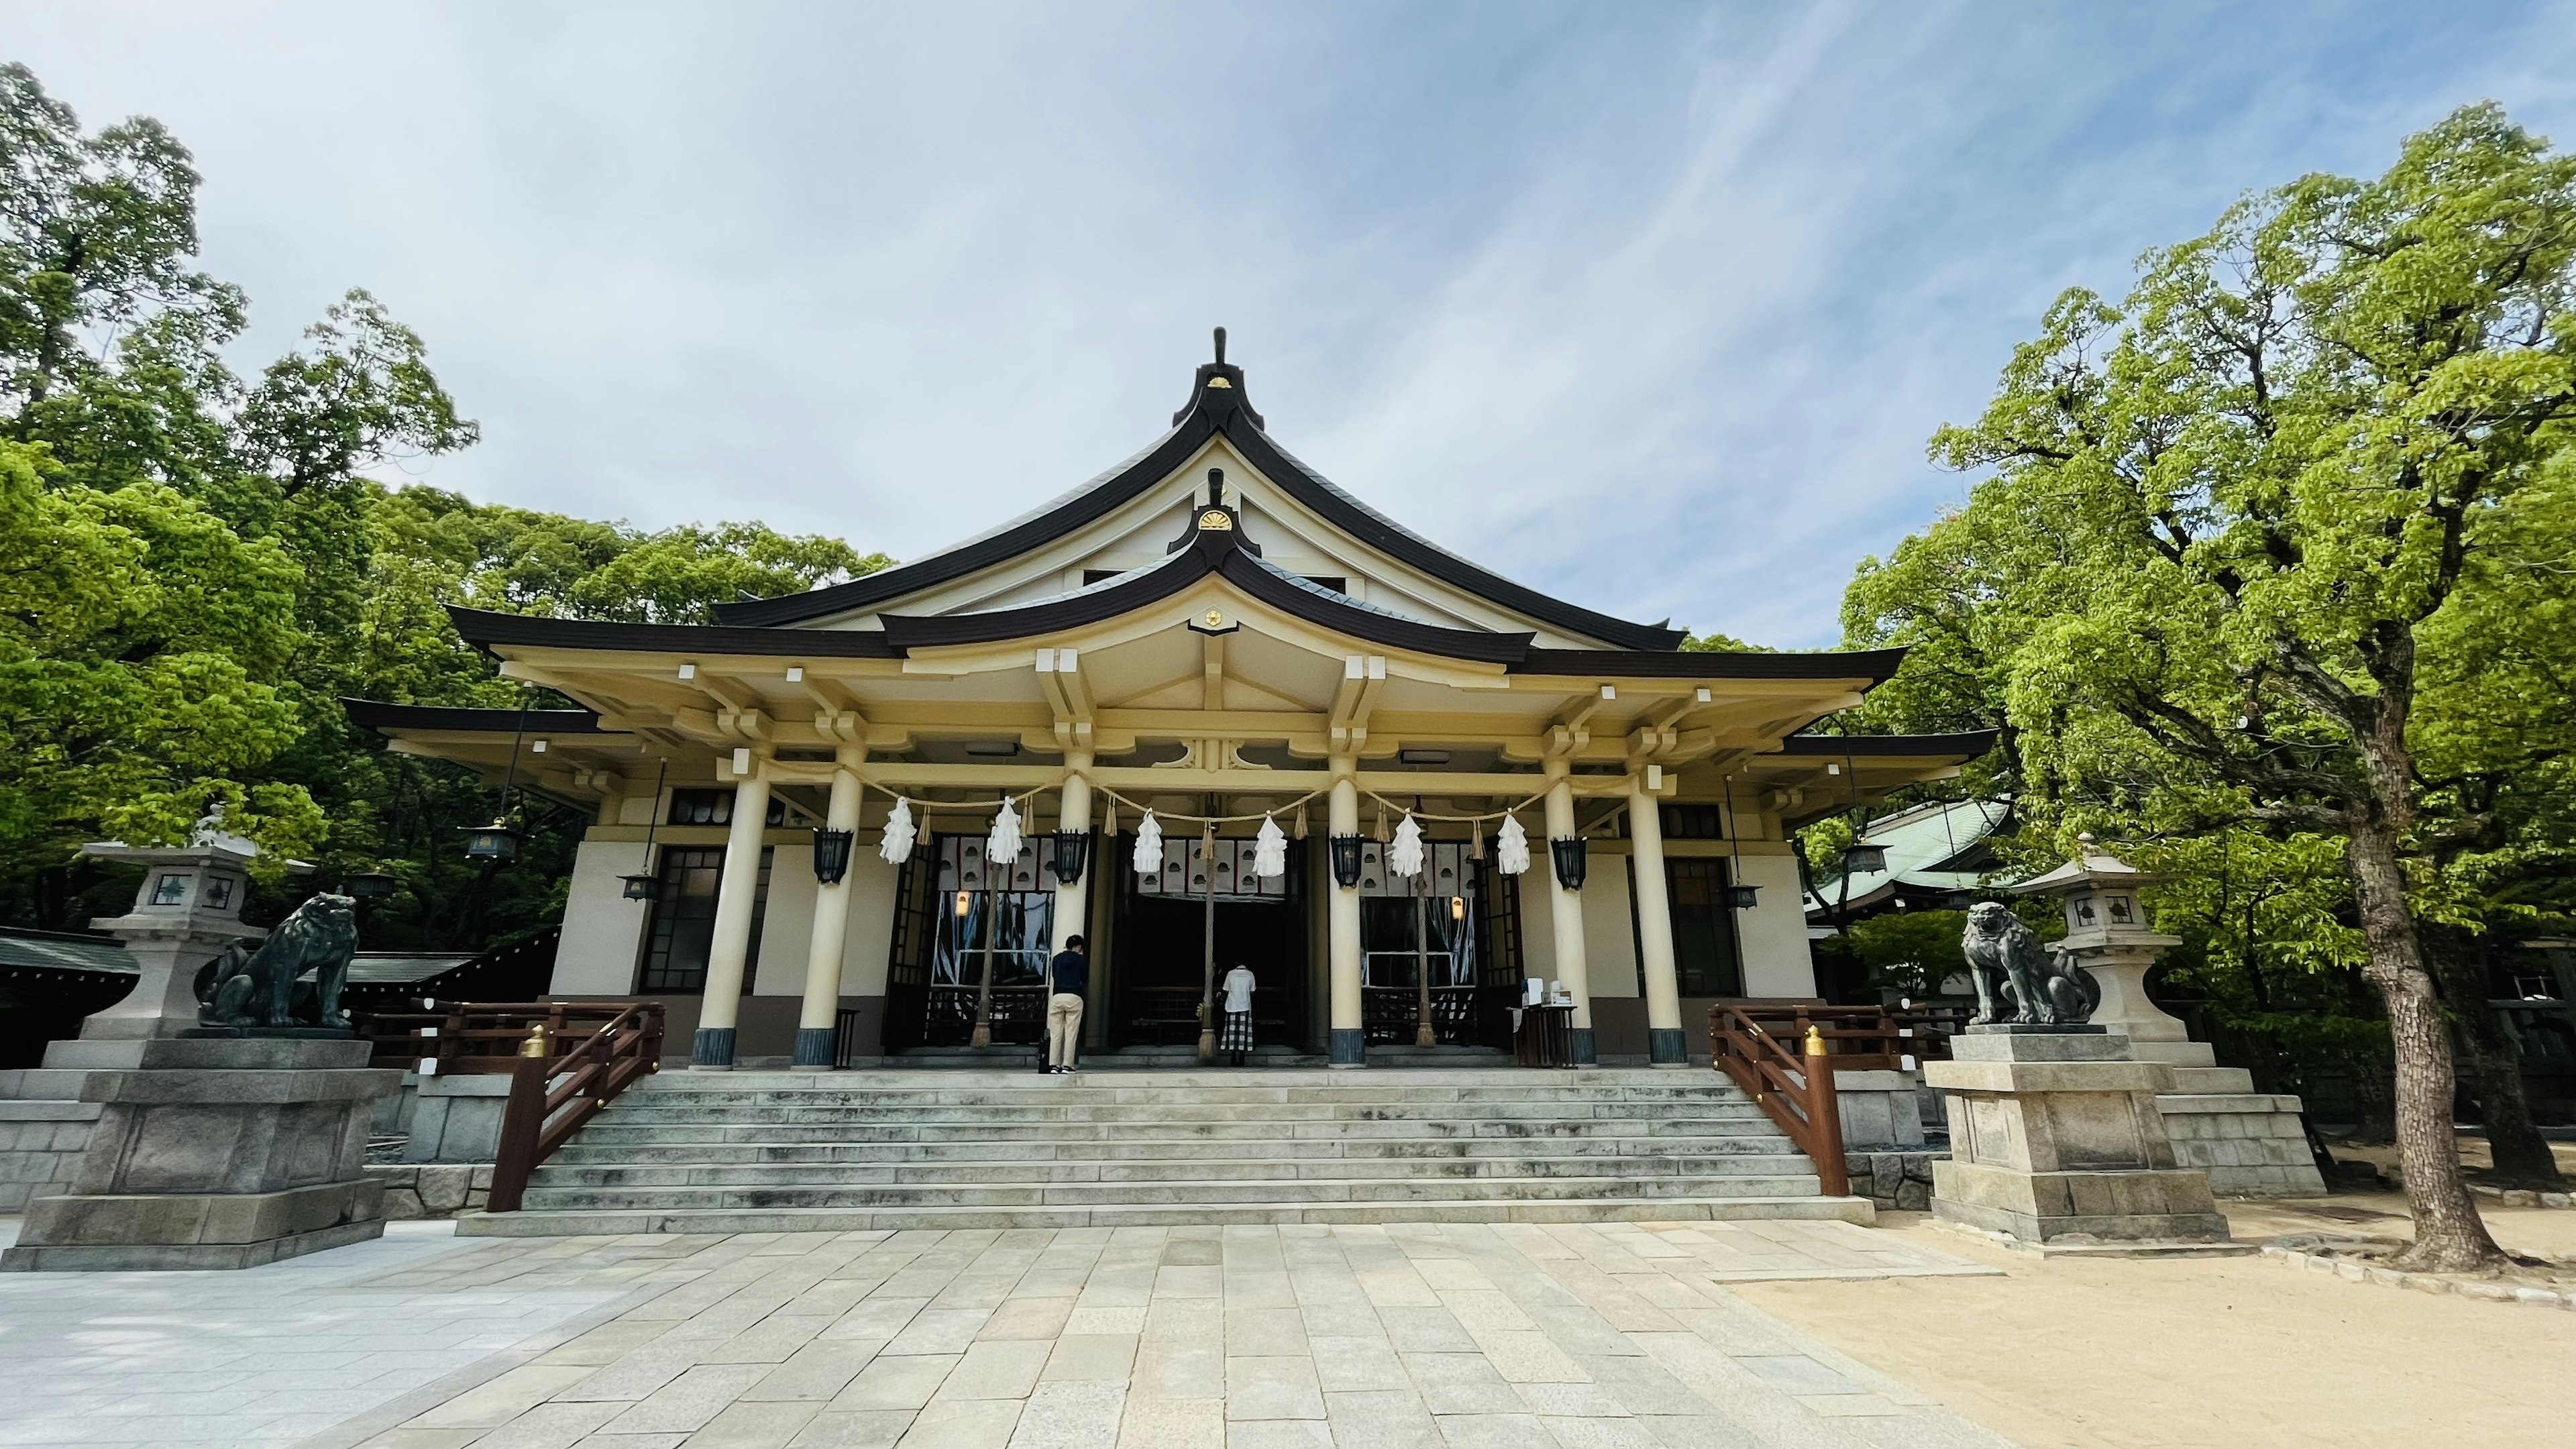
[1543, 761, 1597, 1065]
[693, 753, 771, 1069]
[1052, 750, 1093, 951]
[1628, 775, 1686, 1065]
[792, 749, 865, 1070]
[1328, 759, 1364, 1067]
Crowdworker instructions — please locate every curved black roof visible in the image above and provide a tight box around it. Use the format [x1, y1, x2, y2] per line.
[341, 697, 609, 733]
[712, 350, 1688, 651]
[1775, 730, 2002, 758]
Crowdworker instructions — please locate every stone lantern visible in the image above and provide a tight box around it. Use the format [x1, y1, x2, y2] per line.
[74, 815, 311, 1042]
[2010, 835, 2198, 1069]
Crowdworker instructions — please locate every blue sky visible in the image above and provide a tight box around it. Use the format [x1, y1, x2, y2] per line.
[15, 2, 2576, 646]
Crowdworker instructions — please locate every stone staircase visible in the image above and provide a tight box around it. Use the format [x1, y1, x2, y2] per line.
[456, 1067, 1871, 1236]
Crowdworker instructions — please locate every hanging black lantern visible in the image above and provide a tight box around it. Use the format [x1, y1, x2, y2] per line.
[1727, 883, 1761, 910]
[620, 872, 659, 901]
[1841, 842, 1889, 875]
[343, 871, 397, 902]
[463, 820, 520, 861]
[1049, 830, 1089, 884]
[812, 827, 855, 885]
[1549, 836, 1588, 891]
[1328, 833, 1364, 889]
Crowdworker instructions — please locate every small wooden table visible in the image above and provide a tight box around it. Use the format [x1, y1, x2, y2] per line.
[1514, 1005, 1576, 1068]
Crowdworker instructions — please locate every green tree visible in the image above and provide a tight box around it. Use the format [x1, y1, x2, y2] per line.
[1895, 105, 2576, 1268]
[0, 439, 323, 919]
[0, 62, 890, 957]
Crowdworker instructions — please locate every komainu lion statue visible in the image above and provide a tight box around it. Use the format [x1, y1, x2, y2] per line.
[1960, 900, 2100, 1026]
[195, 893, 362, 1031]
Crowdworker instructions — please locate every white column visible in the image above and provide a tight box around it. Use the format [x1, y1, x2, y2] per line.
[792, 750, 865, 1070]
[1052, 750, 1094, 951]
[1543, 761, 1597, 1064]
[693, 753, 771, 1069]
[1328, 759, 1364, 1067]
[1628, 775, 1685, 1066]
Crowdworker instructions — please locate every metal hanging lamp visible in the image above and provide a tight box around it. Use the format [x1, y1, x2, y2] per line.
[1720, 773, 1760, 910]
[621, 759, 671, 900]
[464, 689, 533, 861]
[1837, 740, 1887, 875]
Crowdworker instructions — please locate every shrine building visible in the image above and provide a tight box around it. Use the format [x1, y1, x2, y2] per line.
[350, 339, 1988, 1071]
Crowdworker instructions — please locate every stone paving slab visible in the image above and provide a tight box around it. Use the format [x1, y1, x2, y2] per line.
[0, 1220, 629, 1449]
[0, 1216, 2013, 1448]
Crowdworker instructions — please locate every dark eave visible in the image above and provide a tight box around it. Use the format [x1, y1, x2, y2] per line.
[447, 606, 900, 659]
[341, 698, 608, 735]
[1772, 730, 2002, 759]
[710, 358, 1685, 651]
[1510, 647, 1906, 681]
[878, 503, 1536, 665]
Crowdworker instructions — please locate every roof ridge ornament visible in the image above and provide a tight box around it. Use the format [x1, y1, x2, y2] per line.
[1175, 326, 1263, 428]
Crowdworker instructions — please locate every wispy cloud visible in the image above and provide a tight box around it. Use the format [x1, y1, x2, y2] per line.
[13, 1, 2576, 645]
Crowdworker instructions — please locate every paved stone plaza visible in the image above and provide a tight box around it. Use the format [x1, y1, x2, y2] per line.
[0, 1217, 2012, 1449]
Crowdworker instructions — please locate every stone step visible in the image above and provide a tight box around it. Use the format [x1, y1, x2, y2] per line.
[0, 1069, 93, 1102]
[623, 1081, 1760, 1104]
[545, 1134, 1801, 1166]
[643, 1067, 1707, 1089]
[2167, 1067, 2257, 1093]
[530, 1152, 1807, 1187]
[608, 1087, 1772, 1108]
[590, 1103, 1772, 1128]
[566, 1116, 1778, 1146]
[457, 1195, 1874, 1236]
[517, 1171, 1824, 1211]
[0, 1100, 101, 1122]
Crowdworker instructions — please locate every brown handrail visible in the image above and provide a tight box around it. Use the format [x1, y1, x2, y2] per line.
[1709, 1001, 1960, 1070]
[1707, 1005, 1849, 1197]
[470, 1001, 665, 1213]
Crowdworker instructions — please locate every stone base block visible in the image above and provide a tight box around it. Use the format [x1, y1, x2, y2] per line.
[12, 1175, 385, 1248]
[1931, 1159, 2229, 1242]
[1, 1218, 384, 1272]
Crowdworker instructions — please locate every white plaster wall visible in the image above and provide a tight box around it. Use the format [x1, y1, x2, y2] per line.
[750, 839, 818, 997]
[838, 849, 902, 997]
[1583, 861, 1641, 999]
[1504, 865, 1635, 997]
[1735, 853, 1819, 998]
[1518, 875, 1556, 983]
[551, 840, 648, 994]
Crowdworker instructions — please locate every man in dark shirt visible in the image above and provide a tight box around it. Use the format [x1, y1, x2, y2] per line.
[1044, 934, 1087, 1074]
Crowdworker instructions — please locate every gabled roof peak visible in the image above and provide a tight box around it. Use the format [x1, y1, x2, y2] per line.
[1175, 325, 1264, 429]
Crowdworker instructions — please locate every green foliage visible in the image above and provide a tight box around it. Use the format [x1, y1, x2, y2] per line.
[0, 64, 888, 948]
[0, 439, 321, 882]
[1680, 631, 1769, 653]
[1845, 105, 2576, 1199]
[1841, 909, 1968, 1000]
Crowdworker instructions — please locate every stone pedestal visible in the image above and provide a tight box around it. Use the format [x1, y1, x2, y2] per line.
[0, 1038, 401, 1272]
[1925, 1028, 2234, 1250]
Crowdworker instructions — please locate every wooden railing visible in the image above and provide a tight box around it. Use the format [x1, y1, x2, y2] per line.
[356, 999, 663, 1073]
[484, 1001, 665, 1213]
[1709, 1002, 1959, 1071]
[1707, 1004, 1849, 1197]
[355, 1001, 665, 1214]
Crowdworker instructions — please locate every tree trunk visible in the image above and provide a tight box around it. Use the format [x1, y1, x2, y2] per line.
[2343, 822, 2506, 1272]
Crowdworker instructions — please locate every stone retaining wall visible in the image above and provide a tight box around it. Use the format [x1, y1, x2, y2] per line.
[364, 1163, 496, 1219]
[1846, 1150, 1939, 1210]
